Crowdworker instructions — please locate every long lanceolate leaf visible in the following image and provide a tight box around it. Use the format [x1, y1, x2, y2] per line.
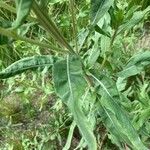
[91, 0, 114, 26]
[117, 51, 150, 91]
[90, 73, 148, 150]
[118, 51, 150, 78]
[0, 55, 55, 79]
[117, 6, 150, 34]
[12, 0, 33, 29]
[53, 55, 97, 150]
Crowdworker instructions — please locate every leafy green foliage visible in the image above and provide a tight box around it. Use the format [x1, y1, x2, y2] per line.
[91, 0, 114, 26]
[91, 74, 148, 149]
[118, 6, 150, 34]
[32, 1, 74, 52]
[118, 51, 150, 78]
[12, 0, 33, 29]
[0, 55, 55, 79]
[53, 55, 97, 150]
[95, 25, 111, 38]
[0, 0, 150, 149]
[0, 20, 12, 45]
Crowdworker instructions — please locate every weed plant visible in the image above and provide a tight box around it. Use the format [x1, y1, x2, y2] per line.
[0, 0, 150, 149]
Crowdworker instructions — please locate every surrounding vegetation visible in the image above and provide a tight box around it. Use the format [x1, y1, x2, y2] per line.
[0, 0, 150, 149]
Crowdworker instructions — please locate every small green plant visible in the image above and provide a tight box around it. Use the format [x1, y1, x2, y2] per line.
[0, 0, 150, 149]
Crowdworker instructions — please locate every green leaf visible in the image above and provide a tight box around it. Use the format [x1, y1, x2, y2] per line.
[101, 35, 111, 56]
[63, 121, 76, 150]
[38, 0, 49, 8]
[0, 32, 8, 45]
[133, 108, 150, 130]
[0, 20, 12, 45]
[142, 0, 150, 9]
[37, 0, 49, 13]
[91, 0, 114, 26]
[117, 51, 150, 92]
[87, 47, 100, 68]
[87, 32, 101, 68]
[12, 0, 33, 29]
[0, 55, 55, 79]
[95, 25, 111, 38]
[32, 1, 74, 53]
[90, 73, 148, 150]
[53, 55, 97, 150]
[117, 51, 150, 78]
[78, 28, 89, 51]
[117, 6, 150, 34]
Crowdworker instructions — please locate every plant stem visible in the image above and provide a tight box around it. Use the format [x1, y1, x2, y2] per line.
[0, 2, 36, 22]
[100, 28, 118, 70]
[32, 1, 75, 54]
[99, 133, 107, 150]
[70, 0, 78, 53]
[0, 27, 67, 53]
[110, 28, 118, 49]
